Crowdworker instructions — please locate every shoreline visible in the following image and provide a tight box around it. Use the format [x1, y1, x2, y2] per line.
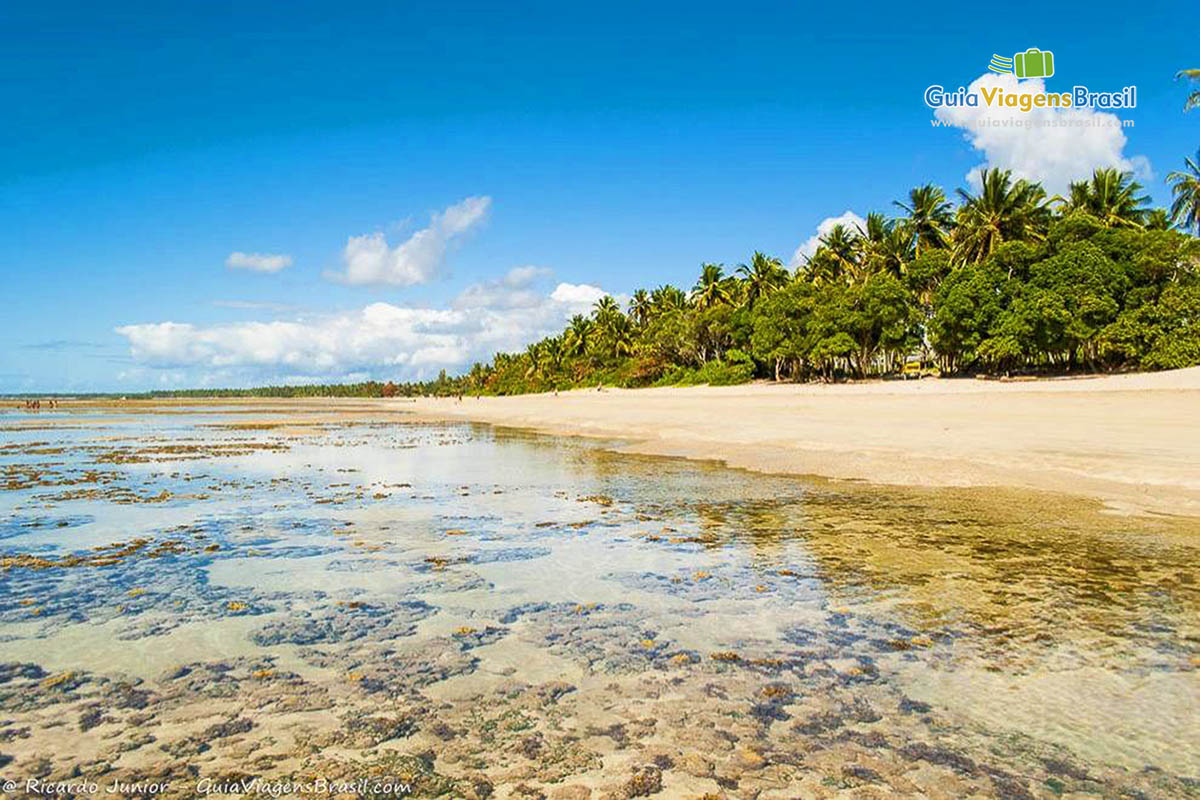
[404, 368, 1200, 519]
[14, 367, 1200, 519]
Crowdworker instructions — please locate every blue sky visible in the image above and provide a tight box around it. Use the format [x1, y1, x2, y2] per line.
[1, 0, 1195, 392]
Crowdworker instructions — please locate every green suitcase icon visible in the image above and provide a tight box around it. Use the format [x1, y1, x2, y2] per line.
[1013, 48, 1054, 79]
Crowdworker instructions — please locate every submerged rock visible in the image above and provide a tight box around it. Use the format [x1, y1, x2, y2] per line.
[252, 600, 436, 646]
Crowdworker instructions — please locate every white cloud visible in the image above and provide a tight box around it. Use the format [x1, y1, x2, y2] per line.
[550, 282, 609, 306]
[934, 73, 1150, 195]
[327, 196, 491, 286]
[503, 265, 550, 286]
[452, 265, 553, 310]
[226, 252, 292, 273]
[115, 269, 607, 384]
[790, 210, 865, 266]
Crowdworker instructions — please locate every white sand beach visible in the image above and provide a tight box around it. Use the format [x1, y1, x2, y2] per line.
[409, 367, 1200, 517]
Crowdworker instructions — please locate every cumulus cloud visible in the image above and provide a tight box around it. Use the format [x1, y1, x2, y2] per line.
[790, 210, 866, 266]
[934, 73, 1150, 194]
[327, 196, 491, 287]
[226, 252, 293, 273]
[115, 269, 608, 384]
[550, 282, 609, 306]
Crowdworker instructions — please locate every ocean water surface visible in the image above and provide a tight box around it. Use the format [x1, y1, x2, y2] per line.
[0, 404, 1196, 798]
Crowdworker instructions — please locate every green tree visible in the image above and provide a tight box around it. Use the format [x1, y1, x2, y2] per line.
[543, 336, 566, 374]
[858, 212, 914, 279]
[1168, 151, 1200, 234]
[805, 283, 858, 380]
[894, 184, 953, 255]
[524, 342, 543, 379]
[998, 242, 1126, 369]
[844, 272, 919, 375]
[1062, 168, 1149, 228]
[641, 306, 693, 366]
[1101, 283, 1200, 369]
[1178, 68, 1200, 112]
[650, 284, 688, 315]
[690, 304, 735, 364]
[1145, 209, 1172, 231]
[929, 260, 1013, 372]
[751, 283, 813, 380]
[803, 223, 860, 284]
[593, 295, 621, 323]
[953, 168, 1051, 264]
[737, 252, 788, 307]
[628, 289, 652, 327]
[691, 263, 733, 309]
[605, 313, 636, 360]
[566, 315, 594, 359]
[904, 247, 953, 318]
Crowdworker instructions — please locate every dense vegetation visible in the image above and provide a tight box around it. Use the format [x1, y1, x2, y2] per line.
[434, 167, 1200, 395]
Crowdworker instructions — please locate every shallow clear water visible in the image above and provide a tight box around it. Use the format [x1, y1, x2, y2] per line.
[0, 407, 1196, 798]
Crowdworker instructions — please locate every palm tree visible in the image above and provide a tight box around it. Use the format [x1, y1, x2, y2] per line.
[723, 274, 748, 304]
[650, 284, 688, 314]
[491, 351, 516, 373]
[1144, 208, 1172, 231]
[736, 251, 787, 308]
[877, 221, 916, 278]
[592, 295, 621, 324]
[468, 361, 488, 392]
[854, 213, 885, 279]
[607, 314, 635, 358]
[1167, 150, 1200, 234]
[855, 213, 913, 278]
[1178, 68, 1200, 112]
[628, 289, 652, 327]
[1062, 168, 1149, 228]
[803, 224, 860, 284]
[565, 315, 594, 358]
[590, 295, 627, 361]
[953, 168, 1050, 264]
[894, 184, 953, 255]
[542, 336, 566, 372]
[691, 263, 732, 309]
[524, 342, 543, 378]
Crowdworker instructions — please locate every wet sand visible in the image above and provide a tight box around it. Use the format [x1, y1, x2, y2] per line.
[407, 367, 1200, 518]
